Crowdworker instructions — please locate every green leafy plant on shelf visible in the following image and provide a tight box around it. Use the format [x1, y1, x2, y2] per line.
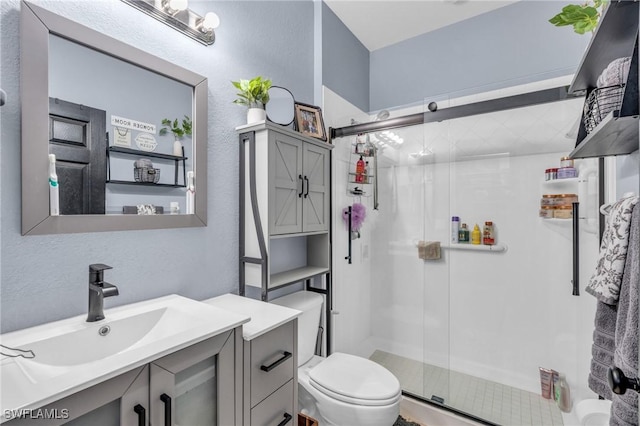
[159, 116, 192, 140]
[549, 0, 607, 34]
[231, 76, 272, 109]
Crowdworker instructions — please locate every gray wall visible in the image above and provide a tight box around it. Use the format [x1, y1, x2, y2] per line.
[0, 0, 314, 333]
[321, 2, 369, 112]
[367, 1, 591, 111]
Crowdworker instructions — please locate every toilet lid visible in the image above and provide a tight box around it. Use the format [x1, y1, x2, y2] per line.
[308, 353, 401, 407]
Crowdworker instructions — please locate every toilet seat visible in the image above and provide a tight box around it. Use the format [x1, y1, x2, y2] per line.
[308, 353, 401, 407]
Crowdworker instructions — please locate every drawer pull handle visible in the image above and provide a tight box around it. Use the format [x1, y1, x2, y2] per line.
[160, 393, 172, 425]
[260, 351, 292, 372]
[277, 413, 293, 426]
[134, 404, 146, 426]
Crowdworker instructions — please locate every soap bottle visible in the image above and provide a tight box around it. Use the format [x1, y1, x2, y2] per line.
[556, 374, 571, 413]
[471, 224, 481, 245]
[458, 223, 469, 243]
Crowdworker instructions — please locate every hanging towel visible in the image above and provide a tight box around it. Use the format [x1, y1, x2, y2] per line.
[586, 195, 639, 305]
[588, 300, 616, 400]
[610, 205, 639, 426]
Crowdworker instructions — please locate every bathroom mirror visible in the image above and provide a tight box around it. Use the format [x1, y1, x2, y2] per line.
[266, 86, 295, 126]
[21, 1, 208, 235]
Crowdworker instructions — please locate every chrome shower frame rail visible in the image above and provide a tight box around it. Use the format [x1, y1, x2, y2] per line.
[330, 86, 573, 139]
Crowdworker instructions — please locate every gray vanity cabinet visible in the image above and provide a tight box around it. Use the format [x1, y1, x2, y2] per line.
[269, 131, 330, 235]
[4, 329, 241, 426]
[243, 320, 297, 426]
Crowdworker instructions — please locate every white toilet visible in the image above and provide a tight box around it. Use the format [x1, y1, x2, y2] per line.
[272, 291, 401, 426]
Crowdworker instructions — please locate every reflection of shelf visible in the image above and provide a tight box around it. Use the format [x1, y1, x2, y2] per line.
[106, 180, 186, 188]
[109, 146, 188, 161]
[568, 111, 639, 159]
[444, 243, 508, 253]
[270, 266, 330, 289]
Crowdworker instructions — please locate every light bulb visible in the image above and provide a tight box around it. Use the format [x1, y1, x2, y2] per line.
[169, 0, 188, 11]
[202, 12, 220, 30]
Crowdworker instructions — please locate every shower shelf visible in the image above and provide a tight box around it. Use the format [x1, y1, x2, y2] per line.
[445, 243, 507, 253]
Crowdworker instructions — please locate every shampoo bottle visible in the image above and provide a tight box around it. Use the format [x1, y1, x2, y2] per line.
[556, 374, 571, 413]
[186, 171, 195, 214]
[49, 154, 59, 216]
[355, 156, 365, 183]
[471, 224, 481, 245]
[451, 216, 460, 243]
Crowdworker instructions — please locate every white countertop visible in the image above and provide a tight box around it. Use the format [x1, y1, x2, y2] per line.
[202, 294, 301, 341]
[0, 295, 249, 422]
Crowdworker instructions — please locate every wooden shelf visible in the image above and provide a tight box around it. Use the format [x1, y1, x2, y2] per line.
[270, 266, 330, 289]
[106, 180, 186, 188]
[569, 0, 639, 94]
[569, 111, 639, 159]
[109, 146, 188, 161]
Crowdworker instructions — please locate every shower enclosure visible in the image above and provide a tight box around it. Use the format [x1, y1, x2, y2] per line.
[328, 80, 601, 425]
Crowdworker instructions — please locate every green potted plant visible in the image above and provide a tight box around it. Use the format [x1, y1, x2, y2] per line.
[548, 0, 606, 34]
[231, 76, 272, 124]
[160, 115, 192, 157]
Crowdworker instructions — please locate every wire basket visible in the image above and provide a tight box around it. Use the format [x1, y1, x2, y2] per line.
[134, 166, 160, 183]
[583, 84, 625, 134]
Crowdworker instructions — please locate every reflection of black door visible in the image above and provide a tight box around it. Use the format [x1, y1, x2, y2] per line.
[49, 98, 106, 215]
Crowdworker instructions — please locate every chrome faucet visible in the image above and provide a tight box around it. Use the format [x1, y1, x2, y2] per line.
[87, 264, 119, 322]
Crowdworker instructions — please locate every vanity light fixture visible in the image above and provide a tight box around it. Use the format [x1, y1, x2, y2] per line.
[121, 0, 219, 46]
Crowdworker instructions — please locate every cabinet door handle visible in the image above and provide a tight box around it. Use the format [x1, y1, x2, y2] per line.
[303, 176, 309, 198]
[160, 393, 172, 425]
[277, 413, 293, 426]
[298, 175, 304, 198]
[134, 404, 146, 426]
[260, 351, 292, 372]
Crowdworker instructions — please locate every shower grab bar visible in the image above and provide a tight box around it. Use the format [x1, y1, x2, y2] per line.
[373, 147, 379, 210]
[345, 206, 352, 264]
[572, 202, 580, 296]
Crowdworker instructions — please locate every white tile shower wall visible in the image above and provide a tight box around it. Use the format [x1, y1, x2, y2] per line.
[322, 87, 374, 357]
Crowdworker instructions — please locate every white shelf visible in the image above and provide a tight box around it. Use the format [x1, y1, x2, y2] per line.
[270, 266, 330, 288]
[542, 177, 579, 185]
[444, 243, 507, 253]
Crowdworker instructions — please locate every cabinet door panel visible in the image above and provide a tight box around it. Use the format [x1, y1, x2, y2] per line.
[4, 366, 148, 426]
[302, 144, 329, 232]
[269, 134, 303, 235]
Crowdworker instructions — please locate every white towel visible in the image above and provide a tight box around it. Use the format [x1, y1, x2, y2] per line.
[586, 195, 639, 305]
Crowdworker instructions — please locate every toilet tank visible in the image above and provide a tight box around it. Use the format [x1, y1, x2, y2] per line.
[271, 291, 323, 366]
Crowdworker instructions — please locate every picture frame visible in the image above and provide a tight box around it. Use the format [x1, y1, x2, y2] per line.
[294, 102, 327, 141]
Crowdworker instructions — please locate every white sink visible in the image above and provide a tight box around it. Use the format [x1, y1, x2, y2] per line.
[0, 295, 250, 422]
[19, 307, 167, 367]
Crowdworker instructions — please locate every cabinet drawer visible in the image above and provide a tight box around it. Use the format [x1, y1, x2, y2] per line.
[250, 320, 295, 406]
[250, 380, 294, 426]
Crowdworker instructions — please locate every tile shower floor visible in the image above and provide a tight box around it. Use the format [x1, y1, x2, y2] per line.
[370, 350, 564, 426]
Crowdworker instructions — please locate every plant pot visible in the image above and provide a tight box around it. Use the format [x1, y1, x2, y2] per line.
[173, 140, 183, 157]
[247, 107, 266, 124]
